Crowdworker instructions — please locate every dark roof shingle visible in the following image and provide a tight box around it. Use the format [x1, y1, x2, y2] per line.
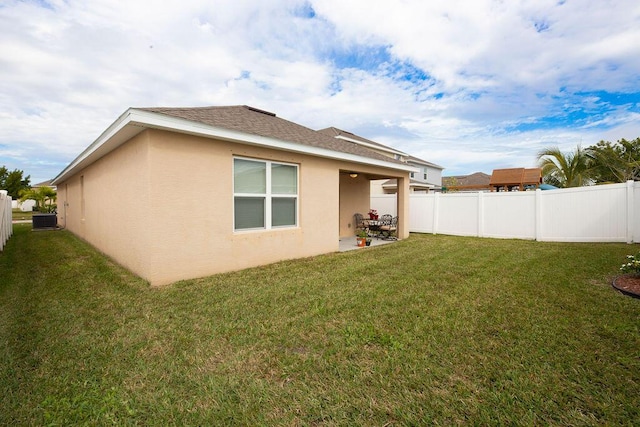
[140, 105, 403, 164]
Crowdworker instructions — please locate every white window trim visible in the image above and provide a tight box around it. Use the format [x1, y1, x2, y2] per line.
[233, 156, 299, 232]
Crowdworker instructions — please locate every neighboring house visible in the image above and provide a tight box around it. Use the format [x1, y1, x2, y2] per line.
[52, 105, 415, 286]
[33, 179, 57, 191]
[317, 127, 444, 194]
[380, 156, 444, 194]
[442, 172, 491, 192]
[442, 169, 542, 192]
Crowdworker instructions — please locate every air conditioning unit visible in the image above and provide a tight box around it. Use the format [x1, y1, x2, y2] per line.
[32, 213, 57, 229]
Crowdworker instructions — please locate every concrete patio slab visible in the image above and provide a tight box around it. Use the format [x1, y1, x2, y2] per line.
[338, 235, 396, 252]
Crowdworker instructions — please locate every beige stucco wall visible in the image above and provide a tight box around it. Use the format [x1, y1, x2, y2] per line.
[58, 129, 410, 286]
[58, 132, 153, 278]
[339, 173, 371, 237]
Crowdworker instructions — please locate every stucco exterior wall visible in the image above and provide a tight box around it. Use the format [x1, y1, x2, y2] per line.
[58, 132, 152, 278]
[339, 173, 371, 237]
[141, 130, 343, 285]
[58, 129, 410, 286]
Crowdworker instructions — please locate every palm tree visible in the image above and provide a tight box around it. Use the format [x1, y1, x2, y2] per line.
[19, 186, 57, 213]
[537, 145, 593, 188]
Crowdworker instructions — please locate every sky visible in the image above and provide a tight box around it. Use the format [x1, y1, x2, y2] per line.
[1, 0, 640, 184]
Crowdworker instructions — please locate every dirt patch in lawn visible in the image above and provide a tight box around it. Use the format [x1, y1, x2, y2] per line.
[612, 275, 640, 299]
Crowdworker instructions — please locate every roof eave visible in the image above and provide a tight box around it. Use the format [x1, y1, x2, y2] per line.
[52, 109, 415, 184]
[334, 135, 408, 157]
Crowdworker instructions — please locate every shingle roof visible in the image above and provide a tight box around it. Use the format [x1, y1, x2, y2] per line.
[442, 172, 491, 187]
[317, 127, 404, 153]
[140, 105, 402, 164]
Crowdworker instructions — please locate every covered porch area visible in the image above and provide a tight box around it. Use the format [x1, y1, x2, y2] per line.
[337, 167, 412, 243]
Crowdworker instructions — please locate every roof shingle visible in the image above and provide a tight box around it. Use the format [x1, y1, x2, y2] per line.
[140, 105, 403, 164]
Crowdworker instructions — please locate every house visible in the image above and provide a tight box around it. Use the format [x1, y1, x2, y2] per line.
[442, 172, 491, 192]
[379, 156, 444, 194]
[52, 105, 416, 286]
[317, 127, 444, 194]
[33, 179, 57, 191]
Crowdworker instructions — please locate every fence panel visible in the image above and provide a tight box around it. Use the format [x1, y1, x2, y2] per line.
[538, 183, 628, 242]
[371, 181, 640, 243]
[370, 195, 397, 217]
[408, 194, 434, 233]
[482, 191, 537, 240]
[436, 193, 480, 236]
[634, 183, 640, 242]
[0, 190, 13, 251]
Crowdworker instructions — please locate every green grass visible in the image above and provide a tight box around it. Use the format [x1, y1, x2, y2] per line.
[11, 208, 34, 221]
[1, 224, 639, 425]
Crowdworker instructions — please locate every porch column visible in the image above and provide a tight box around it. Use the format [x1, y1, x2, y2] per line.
[397, 175, 410, 239]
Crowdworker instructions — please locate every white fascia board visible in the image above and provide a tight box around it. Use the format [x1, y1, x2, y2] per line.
[53, 109, 416, 184]
[52, 108, 145, 185]
[334, 135, 408, 157]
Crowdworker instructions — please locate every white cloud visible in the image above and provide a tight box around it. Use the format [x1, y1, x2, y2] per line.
[0, 0, 639, 182]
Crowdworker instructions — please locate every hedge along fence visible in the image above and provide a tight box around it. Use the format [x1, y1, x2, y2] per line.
[372, 180, 640, 243]
[0, 190, 12, 251]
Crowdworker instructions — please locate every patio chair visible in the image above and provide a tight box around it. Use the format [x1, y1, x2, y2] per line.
[379, 216, 398, 240]
[353, 213, 369, 234]
[374, 214, 392, 239]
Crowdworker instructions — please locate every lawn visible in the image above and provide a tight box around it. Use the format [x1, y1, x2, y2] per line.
[11, 208, 34, 221]
[1, 224, 639, 425]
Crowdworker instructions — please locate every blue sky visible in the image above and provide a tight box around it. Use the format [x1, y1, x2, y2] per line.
[1, 0, 640, 183]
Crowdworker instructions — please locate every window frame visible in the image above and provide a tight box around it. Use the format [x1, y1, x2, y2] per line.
[233, 156, 299, 232]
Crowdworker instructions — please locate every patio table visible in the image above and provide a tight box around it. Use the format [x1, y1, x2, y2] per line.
[367, 220, 381, 238]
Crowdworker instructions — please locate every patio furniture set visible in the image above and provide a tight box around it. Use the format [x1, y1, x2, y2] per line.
[354, 212, 398, 241]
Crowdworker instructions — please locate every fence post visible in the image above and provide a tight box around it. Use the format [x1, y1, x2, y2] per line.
[477, 191, 484, 238]
[0, 190, 11, 252]
[627, 180, 634, 244]
[535, 188, 542, 241]
[432, 192, 440, 235]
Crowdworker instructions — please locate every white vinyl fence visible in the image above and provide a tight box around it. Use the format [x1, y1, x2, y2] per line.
[0, 190, 13, 251]
[371, 181, 640, 243]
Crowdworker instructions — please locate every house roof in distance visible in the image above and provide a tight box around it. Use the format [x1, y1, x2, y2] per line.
[53, 105, 415, 185]
[442, 172, 491, 187]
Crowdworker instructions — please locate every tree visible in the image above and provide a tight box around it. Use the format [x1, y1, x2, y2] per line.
[442, 176, 459, 193]
[0, 166, 31, 198]
[537, 146, 593, 188]
[19, 186, 57, 213]
[587, 138, 640, 184]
